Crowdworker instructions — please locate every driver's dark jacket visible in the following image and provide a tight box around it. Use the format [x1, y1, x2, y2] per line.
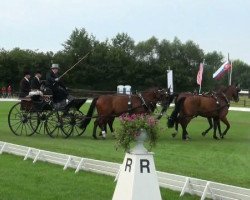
[46, 70, 68, 103]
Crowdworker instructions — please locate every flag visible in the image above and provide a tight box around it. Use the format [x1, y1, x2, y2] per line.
[197, 63, 204, 85]
[213, 61, 231, 80]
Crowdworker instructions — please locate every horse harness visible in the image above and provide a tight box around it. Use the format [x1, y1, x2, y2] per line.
[127, 92, 156, 114]
[178, 92, 231, 120]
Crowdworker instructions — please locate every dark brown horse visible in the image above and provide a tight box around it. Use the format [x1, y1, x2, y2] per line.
[171, 92, 222, 138]
[168, 84, 240, 140]
[81, 87, 173, 139]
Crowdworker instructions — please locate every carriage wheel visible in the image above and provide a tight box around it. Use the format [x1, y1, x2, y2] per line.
[61, 112, 74, 137]
[36, 111, 50, 135]
[68, 110, 86, 136]
[8, 102, 38, 136]
[45, 111, 73, 138]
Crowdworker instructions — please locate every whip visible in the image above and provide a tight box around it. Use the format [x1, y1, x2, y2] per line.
[58, 51, 91, 80]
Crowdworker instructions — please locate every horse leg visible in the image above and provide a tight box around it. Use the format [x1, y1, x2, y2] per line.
[108, 117, 115, 137]
[101, 124, 107, 139]
[218, 120, 223, 138]
[202, 118, 213, 136]
[172, 121, 179, 138]
[212, 118, 219, 140]
[181, 124, 188, 140]
[220, 116, 230, 137]
[99, 124, 107, 136]
[92, 119, 98, 139]
[99, 118, 107, 139]
[180, 118, 190, 140]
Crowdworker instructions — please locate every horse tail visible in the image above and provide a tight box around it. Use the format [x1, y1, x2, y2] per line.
[80, 97, 98, 129]
[167, 97, 186, 128]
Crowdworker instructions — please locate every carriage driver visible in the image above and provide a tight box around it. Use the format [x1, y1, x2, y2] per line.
[46, 64, 69, 103]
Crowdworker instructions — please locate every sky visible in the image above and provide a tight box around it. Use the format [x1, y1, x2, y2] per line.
[0, 0, 249, 64]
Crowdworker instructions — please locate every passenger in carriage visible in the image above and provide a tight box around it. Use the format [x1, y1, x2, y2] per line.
[46, 64, 68, 103]
[31, 70, 42, 90]
[19, 71, 31, 98]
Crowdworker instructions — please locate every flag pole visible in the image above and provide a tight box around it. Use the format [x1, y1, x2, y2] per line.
[228, 53, 230, 86]
[229, 60, 233, 85]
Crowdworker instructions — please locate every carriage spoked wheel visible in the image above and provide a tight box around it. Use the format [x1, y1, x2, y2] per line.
[67, 110, 86, 136]
[8, 102, 39, 136]
[36, 110, 51, 135]
[45, 111, 73, 138]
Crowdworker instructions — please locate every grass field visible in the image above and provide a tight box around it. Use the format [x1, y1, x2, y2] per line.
[0, 154, 198, 200]
[0, 101, 250, 198]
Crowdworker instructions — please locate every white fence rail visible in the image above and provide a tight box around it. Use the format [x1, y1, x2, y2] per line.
[0, 141, 249, 200]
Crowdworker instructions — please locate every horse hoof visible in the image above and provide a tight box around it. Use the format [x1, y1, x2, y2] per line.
[220, 135, 224, 139]
[172, 133, 177, 138]
[102, 137, 106, 140]
[93, 135, 98, 140]
[213, 136, 219, 140]
[202, 132, 206, 136]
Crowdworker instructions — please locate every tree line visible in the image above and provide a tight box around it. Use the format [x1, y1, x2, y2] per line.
[0, 28, 249, 93]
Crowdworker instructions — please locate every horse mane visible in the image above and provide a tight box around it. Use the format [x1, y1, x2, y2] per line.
[143, 87, 161, 92]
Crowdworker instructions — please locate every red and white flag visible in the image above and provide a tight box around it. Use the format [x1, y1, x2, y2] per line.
[197, 63, 204, 85]
[213, 60, 231, 80]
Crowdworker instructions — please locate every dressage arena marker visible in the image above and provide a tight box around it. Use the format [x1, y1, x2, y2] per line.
[1, 141, 250, 200]
[112, 142, 162, 200]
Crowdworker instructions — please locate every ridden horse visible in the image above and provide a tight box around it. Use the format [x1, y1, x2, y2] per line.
[81, 88, 173, 139]
[168, 84, 240, 140]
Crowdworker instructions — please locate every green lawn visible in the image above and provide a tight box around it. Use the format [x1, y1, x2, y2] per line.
[0, 154, 198, 200]
[0, 101, 250, 190]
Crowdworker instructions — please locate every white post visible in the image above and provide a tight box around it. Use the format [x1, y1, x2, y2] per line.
[112, 129, 162, 200]
[180, 177, 192, 196]
[201, 181, 215, 200]
[75, 158, 84, 173]
[24, 148, 33, 160]
[63, 156, 72, 170]
[0, 142, 6, 154]
[33, 150, 42, 163]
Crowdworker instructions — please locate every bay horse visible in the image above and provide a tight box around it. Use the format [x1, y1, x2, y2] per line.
[81, 87, 173, 139]
[171, 92, 222, 138]
[168, 84, 240, 140]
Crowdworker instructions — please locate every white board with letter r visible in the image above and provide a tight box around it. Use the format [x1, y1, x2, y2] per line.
[112, 152, 162, 200]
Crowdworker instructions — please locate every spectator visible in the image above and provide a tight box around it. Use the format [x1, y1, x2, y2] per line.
[2, 86, 6, 98]
[7, 85, 12, 98]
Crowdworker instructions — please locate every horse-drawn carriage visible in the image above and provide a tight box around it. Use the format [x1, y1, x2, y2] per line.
[8, 91, 87, 138]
